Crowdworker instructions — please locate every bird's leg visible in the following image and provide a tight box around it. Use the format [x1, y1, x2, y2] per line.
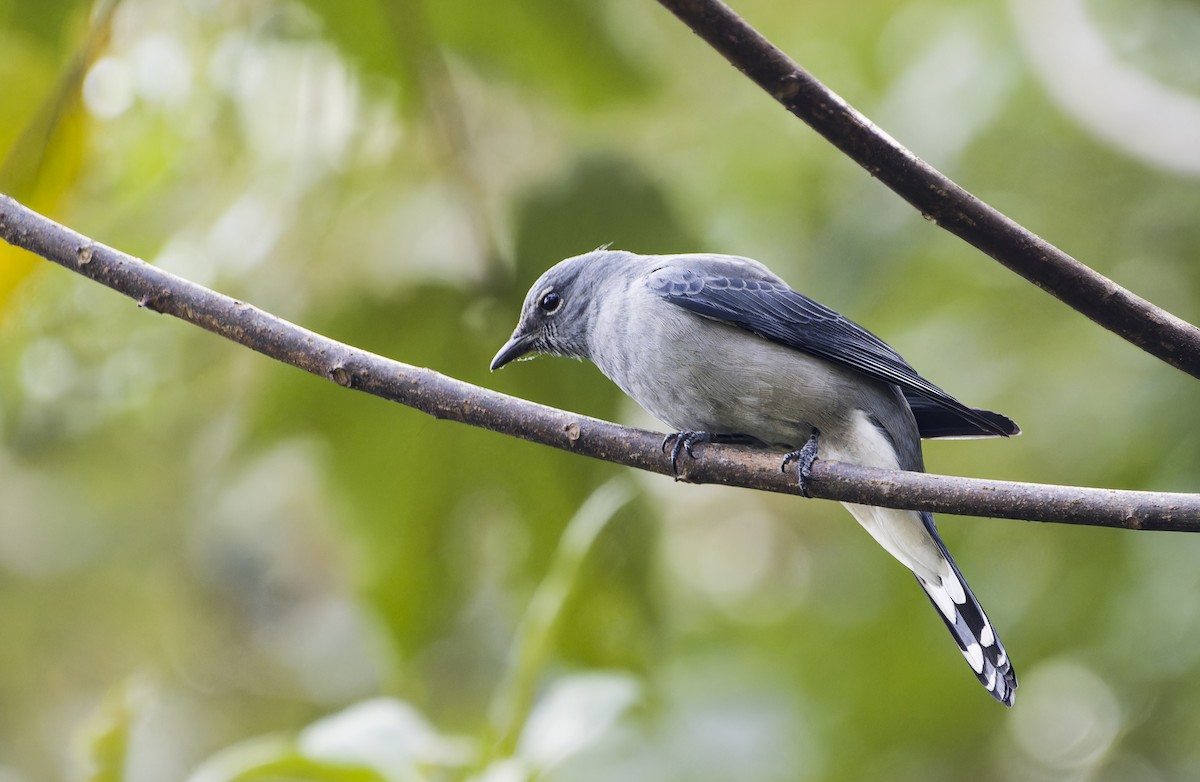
[781, 428, 821, 497]
[661, 431, 762, 478]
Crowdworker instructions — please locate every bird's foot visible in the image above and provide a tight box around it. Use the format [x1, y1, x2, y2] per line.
[781, 428, 821, 498]
[661, 431, 713, 478]
[662, 431, 761, 479]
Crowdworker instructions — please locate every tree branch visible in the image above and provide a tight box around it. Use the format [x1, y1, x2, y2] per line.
[654, 0, 1200, 379]
[3, 194, 1198, 530]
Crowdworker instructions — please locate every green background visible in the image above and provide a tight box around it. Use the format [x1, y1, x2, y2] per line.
[2, 0, 1200, 779]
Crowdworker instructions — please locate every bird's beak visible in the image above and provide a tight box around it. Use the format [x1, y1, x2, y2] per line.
[490, 329, 538, 371]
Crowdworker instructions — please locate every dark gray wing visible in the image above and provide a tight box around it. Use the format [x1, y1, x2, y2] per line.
[904, 395, 1019, 439]
[648, 263, 1018, 438]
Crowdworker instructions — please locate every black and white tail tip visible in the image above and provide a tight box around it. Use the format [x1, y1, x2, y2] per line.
[916, 516, 1017, 707]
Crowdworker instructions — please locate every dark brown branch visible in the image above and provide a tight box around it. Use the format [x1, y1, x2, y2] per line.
[2, 194, 1198, 530]
[654, 0, 1200, 379]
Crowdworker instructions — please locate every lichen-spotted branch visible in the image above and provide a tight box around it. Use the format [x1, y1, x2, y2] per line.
[2, 195, 1198, 530]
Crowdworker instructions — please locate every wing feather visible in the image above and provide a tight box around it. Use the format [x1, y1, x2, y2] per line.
[647, 262, 1017, 439]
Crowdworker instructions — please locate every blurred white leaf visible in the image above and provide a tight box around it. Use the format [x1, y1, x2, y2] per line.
[516, 672, 640, 772]
[184, 734, 294, 782]
[298, 698, 474, 780]
[468, 757, 529, 782]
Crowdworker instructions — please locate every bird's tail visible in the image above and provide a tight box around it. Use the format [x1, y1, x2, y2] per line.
[914, 512, 1017, 707]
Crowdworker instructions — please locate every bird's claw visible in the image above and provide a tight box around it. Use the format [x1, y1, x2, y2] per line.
[781, 428, 821, 498]
[662, 431, 713, 478]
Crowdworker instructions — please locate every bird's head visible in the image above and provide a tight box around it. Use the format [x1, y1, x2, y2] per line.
[491, 248, 624, 370]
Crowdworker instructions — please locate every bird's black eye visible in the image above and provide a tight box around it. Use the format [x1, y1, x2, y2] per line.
[538, 291, 562, 313]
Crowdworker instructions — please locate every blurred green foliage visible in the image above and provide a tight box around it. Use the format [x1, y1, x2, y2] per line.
[2, 0, 1200, 780]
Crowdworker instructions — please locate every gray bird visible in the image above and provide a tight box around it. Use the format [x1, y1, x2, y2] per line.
[491, 248, 1019, 706]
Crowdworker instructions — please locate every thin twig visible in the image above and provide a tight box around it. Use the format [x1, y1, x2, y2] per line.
[654, 0, 1200, 378]
[2, 194, 1198, 530]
